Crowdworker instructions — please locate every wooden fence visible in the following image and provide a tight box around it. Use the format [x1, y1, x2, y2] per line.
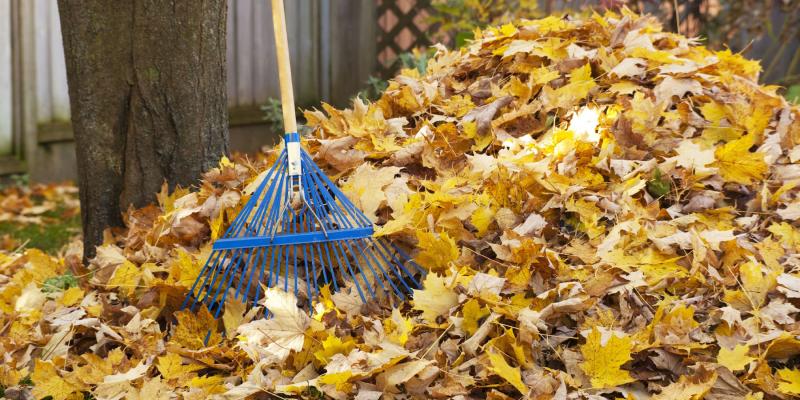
[0, 0, 377, 181]
[0, 1, 12, 157]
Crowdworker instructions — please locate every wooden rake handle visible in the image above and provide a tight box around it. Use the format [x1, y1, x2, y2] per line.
[271, 0, 297, 134]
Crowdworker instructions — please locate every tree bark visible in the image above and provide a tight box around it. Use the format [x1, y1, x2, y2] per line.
[58, 0, 229, 260]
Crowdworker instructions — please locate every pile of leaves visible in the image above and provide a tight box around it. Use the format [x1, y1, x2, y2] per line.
[3, 8, 800, 399]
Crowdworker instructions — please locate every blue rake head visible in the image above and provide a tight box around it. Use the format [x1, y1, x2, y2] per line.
[181, 134, 426, 321]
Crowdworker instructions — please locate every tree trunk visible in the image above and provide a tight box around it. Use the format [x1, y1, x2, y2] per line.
[58, 0, 229, 260]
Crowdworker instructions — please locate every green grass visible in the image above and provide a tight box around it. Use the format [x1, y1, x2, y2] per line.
[0, 208, 81, 253]
[787, 84, 800, 104]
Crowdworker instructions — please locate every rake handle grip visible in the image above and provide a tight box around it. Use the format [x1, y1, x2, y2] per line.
[271, 0, 298, 134]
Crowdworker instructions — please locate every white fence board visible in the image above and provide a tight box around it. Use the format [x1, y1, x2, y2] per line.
[33, 0, 69, 124]
[48, 1, 69, 120]
[33, 0, 51, 123]
[0, 0, 12, 154]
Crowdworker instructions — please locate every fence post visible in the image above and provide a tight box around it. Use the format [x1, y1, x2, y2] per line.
[328, 0, 377, 107]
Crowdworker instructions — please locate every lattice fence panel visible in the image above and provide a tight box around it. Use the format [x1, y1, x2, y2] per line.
[376, 0, 433, 78]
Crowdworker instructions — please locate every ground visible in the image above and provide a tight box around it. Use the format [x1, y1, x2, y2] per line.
[0, 181, 80, 253]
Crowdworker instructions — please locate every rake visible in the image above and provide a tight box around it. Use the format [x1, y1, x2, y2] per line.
[181, 0, 424, 320]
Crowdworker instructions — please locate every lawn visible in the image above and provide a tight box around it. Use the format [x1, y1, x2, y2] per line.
[0, 180, 81, 253]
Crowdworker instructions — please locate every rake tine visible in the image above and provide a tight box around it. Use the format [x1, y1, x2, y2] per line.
[342, 239, 385, 297]
[302, 244, 314, 309]
[375, 238, 423, 289]
[389, 242, 427, 277]
[192, 249, 229, 311]
[233, 246, 260, 303]
[332, 240, 372, 303]
[226, 152, 285, 239]
[354, 239, 405, 299]
[211, 249, 246, 318]
[371, 239, 414, 297]
[307, 242, 320, 299]
[182, 249, 222, 311]
[324, 242, 339, 291]
[249, 246, 272, 307]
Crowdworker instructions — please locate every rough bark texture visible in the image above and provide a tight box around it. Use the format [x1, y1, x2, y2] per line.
[58, 0, 228, 260]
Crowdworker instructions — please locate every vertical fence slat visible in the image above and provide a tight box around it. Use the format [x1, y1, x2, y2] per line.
[48, 1, 69, 121]
[0, 0, 12, 155]
[283, 0, 301, 106]
[33, 0, 51, 123]
[18, 0, 37, 164]
[329, 0, 376, 106]
[235, 0, 254, 106]
[319, 0, 331, 102]
[294, 0, 319, 105]
[226, 0, 237, 107]
[252, 0, 274, 104]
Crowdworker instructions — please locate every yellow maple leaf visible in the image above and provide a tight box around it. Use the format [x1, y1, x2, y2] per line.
[531, 66, 560, 86]
[768, 222, 800, 250]
[414, 230, 459, 272]
[107, 260, 141, 297]
[189, 375, 226, 395]
[652, 366, 717, 400]
[339, 164, 402, 222]
[219, 155, 234, 168]
[462, 298, 490, 336]
[471, 207, 495, 237]
[157, 353, 203, 381]
[393, 85, 422, 113]
[566, 197, 605, 239]
[544, 63, 596, 109]
[715, 49, 761, 80]
[442, 94, 475, 117]
[222, 296, 246, 338]
[0, 364, 27, 388]
[777, 368, 800, 395]
[170, 248, 201, 288]
[630, 47, 678, 64]
[487, 349, 527, 394]
[627, 91, 661, 144]
[171, 307, 221, 350]
[313, 334, 356, 365]
[386, 308, 413, 345]
[700, 101, 727, 124]
[580, 327, 635, 388]
[317, 370, 354, 392]
[412, 273, 458, 324]
[717, 344, 755, 372]
[209, 211, 225, 241]
[58, 287, 85, 307]
[12, 249, 61, 291]
[70, 353, 113, 386]
[723, 261, 777, 310]
[713, 133, 767, 185]
[31, 359, 81, 400]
